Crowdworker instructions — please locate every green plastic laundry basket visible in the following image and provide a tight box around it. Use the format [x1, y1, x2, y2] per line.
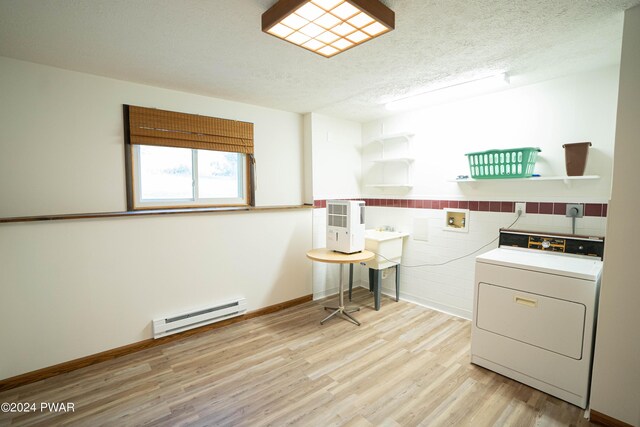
[465, 147, 541, 179]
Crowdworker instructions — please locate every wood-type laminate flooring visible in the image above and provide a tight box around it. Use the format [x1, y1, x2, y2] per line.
[0, 288, 595, 426]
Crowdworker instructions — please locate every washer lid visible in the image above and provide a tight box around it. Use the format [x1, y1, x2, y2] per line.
[477, 247, 603, 281]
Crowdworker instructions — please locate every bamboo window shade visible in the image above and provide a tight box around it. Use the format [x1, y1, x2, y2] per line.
[126, 105, 254, 154]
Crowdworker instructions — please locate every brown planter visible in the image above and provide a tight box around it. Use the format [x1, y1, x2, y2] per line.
[563, 142, 592, 176]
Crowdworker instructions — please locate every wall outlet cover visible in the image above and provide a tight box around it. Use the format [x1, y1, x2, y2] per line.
[566, 203, 584, 218]
[515, 202, 526, 216]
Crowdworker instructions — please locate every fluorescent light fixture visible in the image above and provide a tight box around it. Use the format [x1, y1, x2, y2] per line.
[316, 31, 340, 43]
[315, 13, 341, 29]
[346, 30, 369, 43]
[385, 73, 511, 111]
[332, 38, 354, 50]
[262, 0, 394, 58]
[302, 38, 325, 51]
[299, 22, 325, 37]
[286, 31, 311, 45]
[348, 12, 375, 27]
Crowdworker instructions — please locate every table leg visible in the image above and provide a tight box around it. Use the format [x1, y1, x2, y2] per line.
[348, 263, 354, 301]
[320, 308, 341, 324]
[395, 264, 400, 302]
[374, 269, 382, 311]
[321, 263, 361, 326]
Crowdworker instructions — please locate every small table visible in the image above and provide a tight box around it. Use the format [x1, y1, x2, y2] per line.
[306, 248, 374, 326]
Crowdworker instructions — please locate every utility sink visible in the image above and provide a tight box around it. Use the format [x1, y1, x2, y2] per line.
[363, 230, 409, 270]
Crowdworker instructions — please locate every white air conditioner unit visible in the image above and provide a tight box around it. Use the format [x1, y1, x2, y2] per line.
[326, 200, 365, 254]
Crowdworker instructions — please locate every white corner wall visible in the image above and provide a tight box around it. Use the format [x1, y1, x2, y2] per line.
[303, 113, 314, 205]
[362, 205, 608, 320]
[0, 211, 312, 380]
[309, 113, 363, 297]
[591, 5, 640, 426]
[0, 58, 304, 217]
[363, 66, 619, 203]
[310, 112, 362, 200]
[356, 67, 617, 318]
[0, 57, 312, 380]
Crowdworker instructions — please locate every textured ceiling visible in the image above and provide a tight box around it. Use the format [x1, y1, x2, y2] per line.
[1, 0, 638, 122]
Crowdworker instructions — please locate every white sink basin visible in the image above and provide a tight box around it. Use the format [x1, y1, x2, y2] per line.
[365, 230, 409, 241]
[364, 230, 409, 269]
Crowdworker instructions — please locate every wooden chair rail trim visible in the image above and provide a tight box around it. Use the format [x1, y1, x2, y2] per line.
[0, 294, 313, 392]
[590, 410, 635, 427]
[0, 204, 313, 224]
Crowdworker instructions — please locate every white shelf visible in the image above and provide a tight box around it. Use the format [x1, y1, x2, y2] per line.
[366, 184, 413, 189]
[365, 132, 415, 190]
[371, 157, 415, 165]
[369, 132, 414, 145]
[450, 175, 600, 188]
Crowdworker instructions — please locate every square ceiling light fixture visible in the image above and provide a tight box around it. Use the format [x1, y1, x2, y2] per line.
[262, 0, 395, 58]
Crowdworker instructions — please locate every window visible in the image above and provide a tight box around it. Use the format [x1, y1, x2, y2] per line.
[133, 145, 247, 207]
[124, 105, 254, 210]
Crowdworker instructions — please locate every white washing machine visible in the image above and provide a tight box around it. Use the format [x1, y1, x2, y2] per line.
[471, 229, 604, 409]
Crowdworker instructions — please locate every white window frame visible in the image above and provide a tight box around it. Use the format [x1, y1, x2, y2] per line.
[130, 145, 248, 209]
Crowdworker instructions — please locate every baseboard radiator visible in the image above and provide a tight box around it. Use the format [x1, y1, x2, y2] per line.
[152, 297, 247, 339]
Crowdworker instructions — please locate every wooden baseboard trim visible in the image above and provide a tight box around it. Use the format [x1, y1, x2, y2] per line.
[0, 294, 313, 392]
[591, 410, 634, 427]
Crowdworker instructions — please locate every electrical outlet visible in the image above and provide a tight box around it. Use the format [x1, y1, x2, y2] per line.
[566, 203, 584, 218]
[515, 202, 526, 216]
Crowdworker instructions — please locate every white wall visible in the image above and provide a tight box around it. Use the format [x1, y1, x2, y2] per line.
[0, 57, 312, 380]
[363, 66, 619, 202]
[591, 5, 640, 426]
[309, 113, 363, 298]
[362, 206, 607, 319]
[0, 56, 304, 217]
[303, 113, 314, 205]
[0, 210, 312, 380]
[310, 113, 362, 200]
[356, 67, 616, 317]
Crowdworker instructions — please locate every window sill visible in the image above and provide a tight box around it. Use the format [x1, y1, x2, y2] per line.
[0, 204, 314, 224]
